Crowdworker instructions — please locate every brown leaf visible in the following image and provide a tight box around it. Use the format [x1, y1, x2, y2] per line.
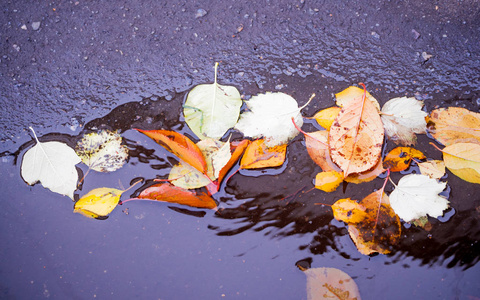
[426, 107, 480, 146]
[240, 139, 287, 169]
[136, 129, 207, 174]
[383, 147, 426, 172]
[137, 182, 217, 209]
[329, 86, 384, 177]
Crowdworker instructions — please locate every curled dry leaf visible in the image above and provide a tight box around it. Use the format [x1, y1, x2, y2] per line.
[441, 142, 480, 184]
[426, 107, 480, 146]
[137, 182, 217, 209]
[418, 160, 445, 179]
[329, 86, 384, 177]
[315, 171, 344, 192]
[74, 187, 123, 219]
[21, 127, 81, 199]
[383, 147, 425, 172]
[381, 97, 427, 146]
[240, 139, 287, 169]
[184, 63, 242, 140]
[335, 85, 380, 111]
[311, 106, 341, 130]
[234, 92, 305, 147]
[304, 131, 342, 172]
[136, 129, 207, 174]
[301, 267, 362, 300]
[75, 130, 129, 172]
[389, 174, 449, 222]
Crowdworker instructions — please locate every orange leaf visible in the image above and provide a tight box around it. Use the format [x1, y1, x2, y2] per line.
[383, 147, 426, 172]
[137, 182, 217, 209]
[344, 157, 385, 184]
[136, 129, 207, 174]
[240, 139, 287, 169]
[426, 107, 480, 146]
[329, 85, 384, 177]
[217, 139, 250, 185]
[305, 131, 342, 172]
[314, 171, 344, 192]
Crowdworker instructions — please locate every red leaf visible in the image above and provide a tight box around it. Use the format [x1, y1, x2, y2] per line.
[138, 183, 217, 209]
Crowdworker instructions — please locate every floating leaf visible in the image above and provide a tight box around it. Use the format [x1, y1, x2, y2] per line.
[335, 85, 380, 110]
[169, 161, 212, 189]
[216, 139, 250, 187]
[441, 142, 480, 184]
[329, 85, 384, 177]
[426, 107, 480, 146]
[21, 127, 81, 199]
[315, 171, 344, 192]
[389, 174, 449, 222]
[235, 92, 309, 147]
[311, 106, 341, 130]
[74, 187, 123, 219]
[418, 160, 445, 179]
[75, 130, 129, 172]
[331, 198, 367, 224]
[383, 147, 425, 172]
[381, 97, 427, 145]
[137, 183, 217, 209]
[301, 267, 362, 300]
[304, 131, 342, 172]
[136, 129, 207, 174]
[184, 63, 242, 140]
[240, 139, 287, 169]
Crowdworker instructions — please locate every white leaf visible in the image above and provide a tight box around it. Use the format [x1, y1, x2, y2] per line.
[389, 174, 449, 222]
[234, 92, 304, 147]
[381, 97, 427, 145]
[21, 127, 81, 199]
[184, 63, 242, 140]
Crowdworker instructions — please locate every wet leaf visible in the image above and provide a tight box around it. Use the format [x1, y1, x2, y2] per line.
[169, 161, 212, 189]
[184, 63, 242, 140]
[315, 171, 344, 192]
[301, 267, 362, 300]
[312, 106, 341, 130]
[381, 97, 427, 146]
[211, 139, 231, 178]
[441, 142, 480, 184]
[136, 129, 207, 174]
[137, 183, 217, 209]
[329, 85, 384, 177]
[418, 160, 445, 179]
[383, 147, 425, 172]
[196, 139, 226, 180]
[21, 127, 81, 199]
[216, 139, 250, 186]
[305, 131, 342, 172]
[426, 107, 480, 146]
[344, 158, 385, 184]
[75, 130, 129, 172]
[331, 198, 367, 224]
[74, 187, 123, 219]
[335, 85, 380, 111]
[389, 174, 449, 222]
[240, 139, 287, 169]
[235, 92, 306, 147]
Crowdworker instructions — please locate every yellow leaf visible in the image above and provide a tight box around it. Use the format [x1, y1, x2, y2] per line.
[418, 160, 445, 179]
[442, 143, 480, 184]
[315, 171, 344, 192]
[312, 107, 341, 130]
[74, 187, 123, 219]
[331, 198, 368, 224]
[335, 85, 380, 111]
[240, 139, 287, 169]
[383, 147, 425, 172]
[426, 107, 480, 146]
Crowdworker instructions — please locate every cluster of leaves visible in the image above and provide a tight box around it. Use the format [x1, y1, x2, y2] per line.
[20, 64, 480, 258]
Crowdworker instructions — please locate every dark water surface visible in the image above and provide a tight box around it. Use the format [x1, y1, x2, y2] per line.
[1, 1, 480, 299]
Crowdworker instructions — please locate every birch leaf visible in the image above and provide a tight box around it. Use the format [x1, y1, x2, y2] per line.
[184, 63, 242, 140]
[74, 187, 123, 219]
[235, 92, 306, 147]
[315, 171, 344, 192]
[75, 130, 129, 172]
[301, 267, 362, 300]
[442, 142, 480, 184]
[389, 174, 449, 222]
[381, 97, 427, 146]
[21, 127, 81, 199]
[426, 107, 480, 146]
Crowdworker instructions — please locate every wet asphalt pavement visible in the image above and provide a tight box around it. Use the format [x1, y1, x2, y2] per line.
[1, 1, 480, 299]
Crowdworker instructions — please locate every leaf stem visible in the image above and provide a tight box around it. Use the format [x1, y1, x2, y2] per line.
[29, 127, 40, 144]
[291, 117, 327, 146]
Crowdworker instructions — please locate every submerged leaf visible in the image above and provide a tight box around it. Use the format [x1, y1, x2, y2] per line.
[169, 161, 212, 189]
[137, 183, 217, 209]
[383, 147, 425, 172]
[184, 63, 242, 140]
[381, 97, 427, 146]
[240, 139, 287, 169]
[74, 187, 123, 219]
[426, 107, 480, 146]
[235, 92, 304, 147]
[302, 267, 362, 300]
[389, 174, 449, 222]
[21, 127, 81, 199]
[329, 86, 384, 176]
[442, 142, 480, 184]
[315, 171, 344, 192]
[75, 130, 129, 172]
